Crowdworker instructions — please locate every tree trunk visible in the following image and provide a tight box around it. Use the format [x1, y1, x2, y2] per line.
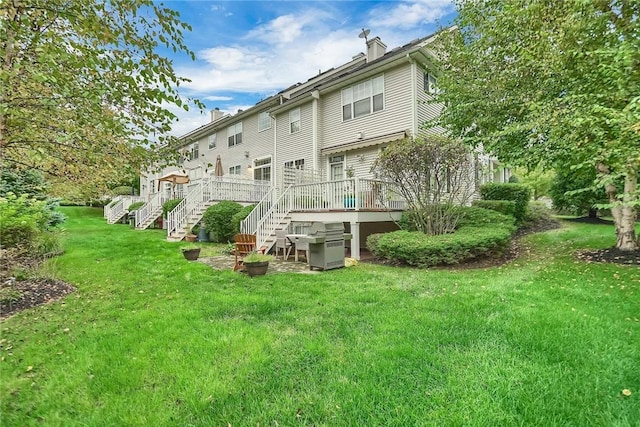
[599, 163, 638, 251]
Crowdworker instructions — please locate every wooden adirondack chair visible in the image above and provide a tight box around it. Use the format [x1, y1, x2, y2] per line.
[233, 233, 256, 272]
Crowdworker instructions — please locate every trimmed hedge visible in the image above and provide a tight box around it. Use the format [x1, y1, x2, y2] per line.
[367, 207, 516, 267]
[479, 183, 531, 223]
[472, 200, 516, 218]
[127, 201, 145, 211]
[162, 198, 183, 218]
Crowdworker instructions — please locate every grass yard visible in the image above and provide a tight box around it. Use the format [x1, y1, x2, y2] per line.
[1, 207, 638, 426]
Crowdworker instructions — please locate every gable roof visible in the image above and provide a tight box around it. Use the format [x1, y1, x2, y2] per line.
[179, 27, 450, 141]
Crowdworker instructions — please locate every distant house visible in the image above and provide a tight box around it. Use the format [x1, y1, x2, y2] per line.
[106, 29, 510, 259]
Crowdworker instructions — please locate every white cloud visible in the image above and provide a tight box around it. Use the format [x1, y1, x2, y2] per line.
[172, 1, 453, 133]
[177, 7, 364, 97]
[368, 0, 455, 29]
[203, 95, 233, 101]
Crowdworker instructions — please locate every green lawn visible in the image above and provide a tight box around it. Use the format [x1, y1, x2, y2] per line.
[1, 207, 638, 426]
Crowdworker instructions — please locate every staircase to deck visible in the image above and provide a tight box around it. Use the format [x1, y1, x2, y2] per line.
[241, 187, 293, 253]
[135, 192, 166, 230]
[167, 177, 271, 242]
[105, 196, 144, 224]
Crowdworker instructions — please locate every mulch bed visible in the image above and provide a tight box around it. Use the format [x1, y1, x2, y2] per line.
[0, 217, 636, 320]
[0, 278, 76, 320]
[0, 250, 76, 321]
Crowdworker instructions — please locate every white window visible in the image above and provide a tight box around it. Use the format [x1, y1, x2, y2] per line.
[208, 133, 217, 150]
[227, 122, 243, 147]
[329, 155, 344, 181]
[229, 165, 241, 175]
[190, 143, 199, 160]
[258, 112, 271, 132]
[253, 157, 272, 182]
[289, 108, 300, 133]
[424, 73, 438, 94]
[284, 159, 305, 170]
[342, 75, 384, 121]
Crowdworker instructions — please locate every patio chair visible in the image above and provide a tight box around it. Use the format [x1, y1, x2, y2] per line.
[275, 229, 292, 260]
[233, 233, 256, 272]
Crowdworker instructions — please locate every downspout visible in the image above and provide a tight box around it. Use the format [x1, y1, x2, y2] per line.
[311, 90, 320, 172]
[405, 53, 418, 136]
[271, 113, 278, 191]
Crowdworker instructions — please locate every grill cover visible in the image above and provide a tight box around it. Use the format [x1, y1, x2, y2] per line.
[309, 221, 344, 239]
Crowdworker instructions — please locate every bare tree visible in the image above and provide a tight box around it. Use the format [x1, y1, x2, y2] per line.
[373, 134, 475, 235]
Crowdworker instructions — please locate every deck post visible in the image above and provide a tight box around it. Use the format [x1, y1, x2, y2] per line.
[349, 221, 360, 260]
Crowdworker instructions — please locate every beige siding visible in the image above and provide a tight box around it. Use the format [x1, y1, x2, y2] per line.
[416, 66, 446, 135]
[275, 103, 314, 172]
[320, 65, 415, 150]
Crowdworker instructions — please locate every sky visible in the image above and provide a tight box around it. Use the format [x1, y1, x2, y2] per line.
[159, 0, 458, 137]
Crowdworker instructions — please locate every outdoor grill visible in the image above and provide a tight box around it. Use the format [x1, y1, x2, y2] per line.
[304, 222, 351, 271]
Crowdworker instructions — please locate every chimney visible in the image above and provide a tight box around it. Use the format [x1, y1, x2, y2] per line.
[210, 108, 223, 122]
[366, 37, 387, 62]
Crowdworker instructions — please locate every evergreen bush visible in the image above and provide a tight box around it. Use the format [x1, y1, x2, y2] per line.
[479, 183, 531, 223]
[162, 198, 183, 218]
[202, 201, 243, 243]
[471, 200, 516, 218]
[367, 207, 515, 267]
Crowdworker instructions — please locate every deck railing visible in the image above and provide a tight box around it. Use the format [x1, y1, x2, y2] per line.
[240, 187, 277, 235]
[288, 178, 405, 211]
[104, 196, 122, 219]
[166, 183, 202, 237]
[166, 176, 272, 239]
[135, 192, 166, 229]
[106, 196, 144, 224]
[255, 188, 293, 250]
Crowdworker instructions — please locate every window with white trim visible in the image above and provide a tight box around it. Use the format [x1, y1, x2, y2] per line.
[424, 72, 438, 94]
[329, 154, 345, 181]
[190, 143, 199, 160]
[284, 159, 304, 170]
[258, 112, 271, 132]
[342, 75, 384, 121]
[253, 157, 271, 181]
[227, 122, 243, 147]
[289, 108, 300, 133]
[229, 165, 241, 175]
[208, 133, 217, 149]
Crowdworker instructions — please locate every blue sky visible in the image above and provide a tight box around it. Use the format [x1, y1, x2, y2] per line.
[160, 0, 457, 136]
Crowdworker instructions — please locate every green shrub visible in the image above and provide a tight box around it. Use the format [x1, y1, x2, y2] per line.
[162, 198, 183, 218]
[367, 206, 516, 267]
[523, 201, 557, 228]
[367, 226, 514, 267]
[479, 183, 531, 223]
[231, 204, 256, 234]
[128, 201, 145, 211]
[472, 200, 516, 218]
[0, 196, 42, 249]
[111, 186, 135, 196]
[454, 206, 516, 229]
[202, 200, 243, 243]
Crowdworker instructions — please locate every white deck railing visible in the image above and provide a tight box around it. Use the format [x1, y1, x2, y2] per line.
[250, 178, 404, 250]
[288, 178, 405, 211]
[255, 188, 293, 250]
[104, 196, 122, 218]
[240, 187, 277, 235]
[135, 192, 166, 229]
[166, 183, 202, 237]
[167, 176, 272, 238]
[106, 196, 144, 224]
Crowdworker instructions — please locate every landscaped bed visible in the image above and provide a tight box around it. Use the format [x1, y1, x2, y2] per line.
[0, 207, 638, 426]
